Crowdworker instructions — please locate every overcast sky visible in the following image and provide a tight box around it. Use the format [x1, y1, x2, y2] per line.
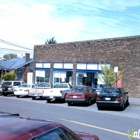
[0, 0, 140, 56]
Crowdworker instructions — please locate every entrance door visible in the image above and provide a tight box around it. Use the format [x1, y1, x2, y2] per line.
[82, 73, 93, 87]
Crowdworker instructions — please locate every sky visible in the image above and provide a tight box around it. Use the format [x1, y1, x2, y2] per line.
[0, 0, 140, 57]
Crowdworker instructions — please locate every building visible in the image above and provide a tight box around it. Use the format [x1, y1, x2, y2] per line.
[33, 35, 140, 97]
[0, 53, 33, 82]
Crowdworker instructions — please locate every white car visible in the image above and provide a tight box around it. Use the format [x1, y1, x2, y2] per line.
[14, 84, 37, 97]
[43, 83, 72, 102]
[28, 82, 52, 100]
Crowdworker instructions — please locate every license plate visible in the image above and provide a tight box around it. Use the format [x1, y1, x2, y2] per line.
[105, 97, 110, 100]
[19, 89, 22, 91]
[73, 96, 77, 98]
[50, 96, 53, 99]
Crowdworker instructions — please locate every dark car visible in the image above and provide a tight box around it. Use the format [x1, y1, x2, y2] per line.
[65, 86, 97, 106]
[0, 112, 99, 140]
[96, 87, 129, 110]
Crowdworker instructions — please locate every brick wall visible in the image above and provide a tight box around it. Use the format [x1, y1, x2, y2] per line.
[34, 35, 140, 97]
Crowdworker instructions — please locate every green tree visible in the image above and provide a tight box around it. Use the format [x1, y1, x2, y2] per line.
[2, 70, 16, 81]
[3, 53, 17, 60]
[98, 64, 123, 87]
[45, 37, 57, 44]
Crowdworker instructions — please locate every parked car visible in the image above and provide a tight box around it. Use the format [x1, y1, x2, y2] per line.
[14, 83, 38, 97]
[1, 80, 25, 96]
[65, 86, 97, 106]
[0, 82, 2, 93]
[96, 87, 129, 110]
[43, 82, 72, 103]
[28, 82, 52, 100]
[0, 112, 99, 140]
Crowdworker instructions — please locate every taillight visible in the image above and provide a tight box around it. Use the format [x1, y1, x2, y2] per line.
[81, 94, 85, 98]
[60, 90, 62, 94]
[96, 96, 101, 101]
[14, 90, 17, 92]
[66, 94, 68, 98]
[116, 97, 122, 101]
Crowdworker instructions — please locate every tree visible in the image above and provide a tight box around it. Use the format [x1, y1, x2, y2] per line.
[3, 53, 17, 60]
[98, 64, 123, 87]
[2, 70, 16, 81]
[45, 37, 57, 44]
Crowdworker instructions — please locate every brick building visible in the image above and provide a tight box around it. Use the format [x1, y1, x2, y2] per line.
[34, 35, 140, 97]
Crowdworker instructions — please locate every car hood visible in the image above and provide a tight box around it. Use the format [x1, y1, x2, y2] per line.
[74, 131, 99, 140]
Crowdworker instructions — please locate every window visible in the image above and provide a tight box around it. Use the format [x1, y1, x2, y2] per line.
[61, 127, 78, 140]
[13, 82, 21, 86]
[37, 129, 66, 140]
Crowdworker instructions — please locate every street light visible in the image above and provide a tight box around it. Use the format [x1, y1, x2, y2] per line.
[114, 66, 118, 88]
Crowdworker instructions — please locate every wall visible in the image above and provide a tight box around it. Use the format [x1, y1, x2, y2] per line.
[34, 35, 140, 97]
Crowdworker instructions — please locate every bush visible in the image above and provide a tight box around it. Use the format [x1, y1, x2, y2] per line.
[2, 70, 16, 81]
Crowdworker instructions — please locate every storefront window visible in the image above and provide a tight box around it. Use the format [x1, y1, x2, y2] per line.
[35, 70, 50, 83]
[53, 71, 72, 85]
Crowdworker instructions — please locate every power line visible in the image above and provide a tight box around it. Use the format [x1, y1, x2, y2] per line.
[0, 48, 33, 53]
[0, 39, 33, 51]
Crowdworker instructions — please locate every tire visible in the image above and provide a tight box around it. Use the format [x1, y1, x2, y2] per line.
[32, 97, 36, 100]
[126, 98, 129, 106]
[120, 102, 125, 110]
[97, 106, 102, 110]
[68, 102, 72, 106]
[47, 99, 51, 103]
[16, 95, 20, 98]
[87, 98, 91, 106]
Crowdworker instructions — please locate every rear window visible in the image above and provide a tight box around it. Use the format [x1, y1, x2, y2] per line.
[38, 83, 50, 87]
[71, 87, 86, 92]
[100, 88, 120, 94]
[54, 84, 68, 88]
[18, 84, 30, 88]
[2, 82, 12, 86]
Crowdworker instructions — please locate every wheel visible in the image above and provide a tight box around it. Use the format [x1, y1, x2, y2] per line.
[68, 102, 72, 106]
[87, 98, 91, 106]
[16, 95, 20, 98]
[126, 98, 129, 106]
[47, 99, 51, 103]
[97, 106, 102, 110]
[120, 102, 125, 110]
[32, 97, 36, 100]
[3, 93, 7, 96]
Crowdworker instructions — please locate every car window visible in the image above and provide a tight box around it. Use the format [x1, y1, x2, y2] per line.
[13, 82, 21, 86]
[38, 83, 50, 87]
[100, 88, 119, 94]
[2, 82, 12, 86]
[37, 129, 66, 140]
[71, 87, 86, 92]
[60, 127, 78, 140]
[54, 84, 68, 88]
[19, 84, 30, 88]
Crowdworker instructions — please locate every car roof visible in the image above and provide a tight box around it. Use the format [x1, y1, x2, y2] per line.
[0, 114, 61, 140]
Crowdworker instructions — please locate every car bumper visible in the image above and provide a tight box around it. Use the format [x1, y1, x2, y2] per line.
[45, 96, 63, 100]
[65, 99, 88, 103]
[96, 101, 122, 107]
[28, 93, 43, 97]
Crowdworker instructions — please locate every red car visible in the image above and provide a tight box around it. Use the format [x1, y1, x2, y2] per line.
[65, 86, 97, 106]
[0, 112, 99, 140]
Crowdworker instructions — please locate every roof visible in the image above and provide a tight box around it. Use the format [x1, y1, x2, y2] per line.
[0, 115, 59, 140]
[0, 57, 33, 70]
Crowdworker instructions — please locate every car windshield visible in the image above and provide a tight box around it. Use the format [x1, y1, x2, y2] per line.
[18, 84, 30, 88]
[71, 87, 86, 92]
[100, 88, 120, 94]
[54, 83, 68, 88]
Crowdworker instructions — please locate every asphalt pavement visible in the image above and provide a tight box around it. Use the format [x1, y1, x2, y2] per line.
[129, 97, 140, 106]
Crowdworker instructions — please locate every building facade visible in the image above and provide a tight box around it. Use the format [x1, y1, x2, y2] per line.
[34, 35, 140, 97]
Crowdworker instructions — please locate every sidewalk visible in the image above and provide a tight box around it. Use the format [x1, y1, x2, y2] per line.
[129, 97, 140, 106]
